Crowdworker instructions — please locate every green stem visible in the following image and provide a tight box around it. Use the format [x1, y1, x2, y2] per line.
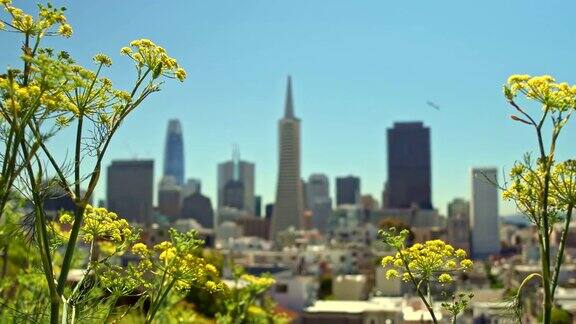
[551, 205, 573, 296]
[398, 250, 438, 324]
[19, 140, 59, 324]
[146, 278, 176, 324]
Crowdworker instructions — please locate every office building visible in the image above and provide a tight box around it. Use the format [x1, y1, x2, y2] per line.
[336, 176, 360, 206]
[271, 76, 304, 237]
[471, 168, 500, 259]
[163, 119, 184, 185]
[107, 160, 154, 224]
[386, 122, 432, 209]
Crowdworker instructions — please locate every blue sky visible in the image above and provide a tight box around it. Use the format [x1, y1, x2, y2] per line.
[2, 1, 576, 215]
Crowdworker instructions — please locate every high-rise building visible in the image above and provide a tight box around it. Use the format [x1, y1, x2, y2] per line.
[265, 203, 274, 220]
[447, 198, 471, 253]
[217, 147, 255, 214]
[470, 168, 500, 259]
[336, 176, 360, 206]
[158, 176, 181, 221]
[223, 180, 244, 210]
[271, 76, 304, 238]
[107, 160, 154, 224]
[182, 178, 201, 199]
[386, 122, 432, 209]
[163, 119, 185, 186]
[181, 192, 214, 229]
[254, 196, 262, 217]
[306, 174, 332, 233]
[306, 174, 330, 207]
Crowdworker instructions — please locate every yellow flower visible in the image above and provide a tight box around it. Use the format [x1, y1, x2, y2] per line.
[205, 280, 218, 292]
[381, 256, 394, 266]
[159, 247, 176, 263]
[205, 264, 218, 275]
[460, 259, 473, 270]
[99, 241, 117, 256]
[455, 249, 467, 258]
[59, 213, 74, 224]
[120, 47, 132, 55]
[402, 273, 411, 282]
[438, 273, 453, 284]
[58, 23, 72, 37]
[446, 260, 457, 268]
[154, 241, 172, 251]
[132, 243, 149, 256]
[385, 269, 399, 279]
[393, 258, 404, 268]
[175, 68, 187, 82]
[93, 54, 112, 67]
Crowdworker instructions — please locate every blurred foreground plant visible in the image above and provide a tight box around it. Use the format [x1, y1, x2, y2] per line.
[503, 75, 576, 323]
[0, 1, 198, 323]
[380, 228, 473, 324]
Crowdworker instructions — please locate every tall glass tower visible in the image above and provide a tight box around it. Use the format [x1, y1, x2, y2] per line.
[386, 122, 432, 209]
[163, 119, 185, 185]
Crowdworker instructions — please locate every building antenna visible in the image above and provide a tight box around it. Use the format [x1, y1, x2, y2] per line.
[232, 143, 240, 181]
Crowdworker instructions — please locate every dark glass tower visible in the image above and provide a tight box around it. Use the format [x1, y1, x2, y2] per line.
[163, 119, 185, 185]
[336, 176, 360, 206]
[386, 122, 432, 209]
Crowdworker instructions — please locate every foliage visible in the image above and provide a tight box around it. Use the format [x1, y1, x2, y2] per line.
[503, 74, 576, 324]
[380, 227, 474, 324]
[0, 1, 236, 323]
[216, 266, 290, 324]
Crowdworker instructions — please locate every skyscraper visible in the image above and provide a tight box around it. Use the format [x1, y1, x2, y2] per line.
[336, 176, 361, 206]
[163, 119, 185, 186]
[181, 192, 214, 229]
[307, 174, 332, 233]
[223, 180, 245, 210]
[182, 178, 201, 199]
[107, 160, 154, 224]
[158, 176, 181, 221]
[306, 174, 330, 208]
[470, 168, 500, 259]
[271, 76, 304, 238]
[386, 122, 432, 209]
[217, 147, 255, 213]
[447, 198, 471, 253]
[254, 196, 262, 217]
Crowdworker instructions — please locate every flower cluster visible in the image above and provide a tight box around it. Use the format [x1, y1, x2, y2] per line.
[501, 156, 576, 224]
[240, 273, 276, 290]
[57, 205, 139, 257]
[380, 228, 473, 286]
[149, 229, 224, 292]
[121, 39, 187, 81]
[551, 160, 576, 207]
[1, 2, 71, 37]
[504, 74, 576, 112]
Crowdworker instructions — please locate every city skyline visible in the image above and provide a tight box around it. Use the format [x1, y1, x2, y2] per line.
[4, 1, 576, 216]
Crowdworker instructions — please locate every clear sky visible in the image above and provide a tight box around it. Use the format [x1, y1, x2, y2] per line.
[2, 1, 576, 216]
